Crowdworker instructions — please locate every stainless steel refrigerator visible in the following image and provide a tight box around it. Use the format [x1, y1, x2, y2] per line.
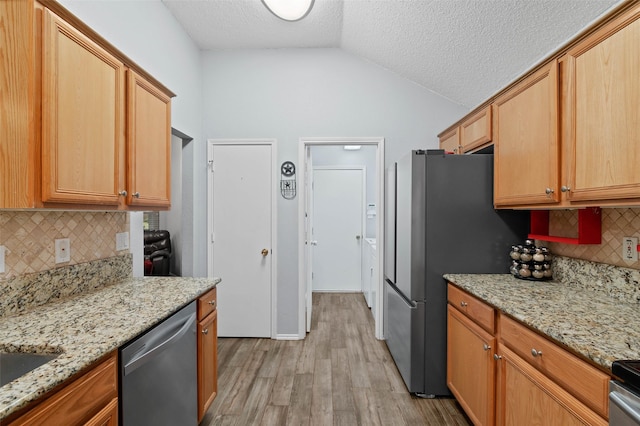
[383, 150, 528, 397]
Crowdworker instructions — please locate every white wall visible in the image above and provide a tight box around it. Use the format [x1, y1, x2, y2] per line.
[59, 0, 205, 277]
[201, 48, 468, 335]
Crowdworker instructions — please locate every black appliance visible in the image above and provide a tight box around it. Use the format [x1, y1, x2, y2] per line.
[383, 150, 529, 397]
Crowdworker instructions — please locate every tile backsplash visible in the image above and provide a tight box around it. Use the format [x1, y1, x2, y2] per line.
[543, 208, 640, 269]
[0, 211, 129, 279]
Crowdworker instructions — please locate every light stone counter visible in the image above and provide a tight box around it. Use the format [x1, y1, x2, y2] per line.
[0, 276, 220, 420]
[444, 273, 640, 373]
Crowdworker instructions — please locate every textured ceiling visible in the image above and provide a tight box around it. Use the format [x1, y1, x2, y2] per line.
[162, 0, 624, 108]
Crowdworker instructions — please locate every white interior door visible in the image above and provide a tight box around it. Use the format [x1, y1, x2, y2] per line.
[311, 167, 364, 292]
[209, 142, 273, 337]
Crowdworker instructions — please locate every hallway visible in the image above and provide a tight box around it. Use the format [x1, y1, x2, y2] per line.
[201, 292, 471, 425]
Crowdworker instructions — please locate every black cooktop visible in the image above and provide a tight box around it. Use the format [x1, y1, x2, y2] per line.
[612, 360, 640, 390]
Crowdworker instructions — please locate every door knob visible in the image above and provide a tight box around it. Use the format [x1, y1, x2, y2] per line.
[261, 249, 269, 256]
[310, 241, 318, 246]
[356, 235, 361, 240]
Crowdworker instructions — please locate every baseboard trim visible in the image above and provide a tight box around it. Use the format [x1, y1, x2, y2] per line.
[276, 333, 304, 340]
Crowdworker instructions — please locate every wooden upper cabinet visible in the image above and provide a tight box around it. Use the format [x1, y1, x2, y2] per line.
[126, 70, 171, 209]
[0, 0, 36, 208]
[0, 1, 173, 209]
[562, 3, 640, 203]
[493, 60, 560, 207]
[41, 9, 125, 206]
[439, 127, 461, 154]
[460, 106, 492, 153]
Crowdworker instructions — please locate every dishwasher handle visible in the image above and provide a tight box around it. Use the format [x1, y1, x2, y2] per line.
[124, 312, 197, 376]
[610, 389, 640, 425]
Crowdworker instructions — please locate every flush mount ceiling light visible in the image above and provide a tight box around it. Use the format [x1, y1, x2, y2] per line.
[344, 145, 362, 151]
[261, 0, 315, 21]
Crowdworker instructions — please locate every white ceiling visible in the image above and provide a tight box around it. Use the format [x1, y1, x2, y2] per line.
[161, 0, 623, 109]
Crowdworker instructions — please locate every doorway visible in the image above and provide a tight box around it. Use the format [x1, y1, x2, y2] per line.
[298, 138, 385, 339]
[158, 129, 192, 276]
[207, 139, 277, 338]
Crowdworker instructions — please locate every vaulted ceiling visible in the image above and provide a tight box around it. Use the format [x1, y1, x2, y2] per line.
[161, 0, 623, 109]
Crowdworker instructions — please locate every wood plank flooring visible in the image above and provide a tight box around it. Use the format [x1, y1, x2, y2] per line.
[201, 292, 471, 426]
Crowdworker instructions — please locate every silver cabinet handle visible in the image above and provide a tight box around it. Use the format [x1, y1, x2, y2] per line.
[118, 190, 127, 197]
[531, 348, 543, 357]
[493, 354, 502, 361]
[483, 344, 491, 351]
[202, 329, 209, 335]
[208, 300, 216, 307]
[545, 188, 554, 195]
[561, 186, 571, 192]
[133, 192, 140, 198]
[460, 301, 468, 307]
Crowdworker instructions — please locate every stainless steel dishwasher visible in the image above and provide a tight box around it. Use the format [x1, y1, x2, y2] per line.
[610, 360, 640, 426]
[120, 301, 197, 426]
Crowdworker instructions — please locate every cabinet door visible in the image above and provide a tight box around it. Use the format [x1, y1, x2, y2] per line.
[497, 346, 606, 426]
[493, 60, 560, 207]
[198, 309, 218, 422]
[126, 70, 171, 208]
[447, 305, 496, 426]
[563, 5, 640, 202]
[0, 0, 36, 208]
[41, 9, 125, 206]
[461, 106, 492, 153]
[439, 127, 461, 154]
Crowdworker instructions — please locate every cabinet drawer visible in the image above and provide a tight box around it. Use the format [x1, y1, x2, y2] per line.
[11, 352, 117, 425]
[500, 314, 609, 418]
[447, 283, 495, 333]
[198, 287, 217, 320]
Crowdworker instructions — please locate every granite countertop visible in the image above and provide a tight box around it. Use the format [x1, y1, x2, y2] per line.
[444, 273, 640, 372]
[0, 276, 220, 420]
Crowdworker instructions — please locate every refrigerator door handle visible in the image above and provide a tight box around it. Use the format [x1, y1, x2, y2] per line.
[386, 279, 417, 308]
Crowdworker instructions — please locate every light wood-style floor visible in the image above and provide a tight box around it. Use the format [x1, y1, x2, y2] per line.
[201, 292, 471, 426]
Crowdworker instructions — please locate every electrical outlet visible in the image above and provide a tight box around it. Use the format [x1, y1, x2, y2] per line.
[622, 237, 638, 262]
[55, 238, 71, 263]
[116, 232, 130, 251]
[0, 245, 5, 273]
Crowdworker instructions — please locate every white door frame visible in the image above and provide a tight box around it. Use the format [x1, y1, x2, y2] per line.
[311, 165, 367, 293]
[298, 137, 385, 340]
[207, 138, 278, 339]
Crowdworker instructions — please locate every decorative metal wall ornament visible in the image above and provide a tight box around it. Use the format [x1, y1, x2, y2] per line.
[280, 161, 296, 200]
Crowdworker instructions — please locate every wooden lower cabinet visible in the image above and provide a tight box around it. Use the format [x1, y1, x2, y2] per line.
[447, 305, 496, 426]
[197, 288, 218, 421]
[84, 398, 118, 426]
[447, 284, 610, 425]
[9, 352, 118, 426]
[497, 346, 606, 426]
